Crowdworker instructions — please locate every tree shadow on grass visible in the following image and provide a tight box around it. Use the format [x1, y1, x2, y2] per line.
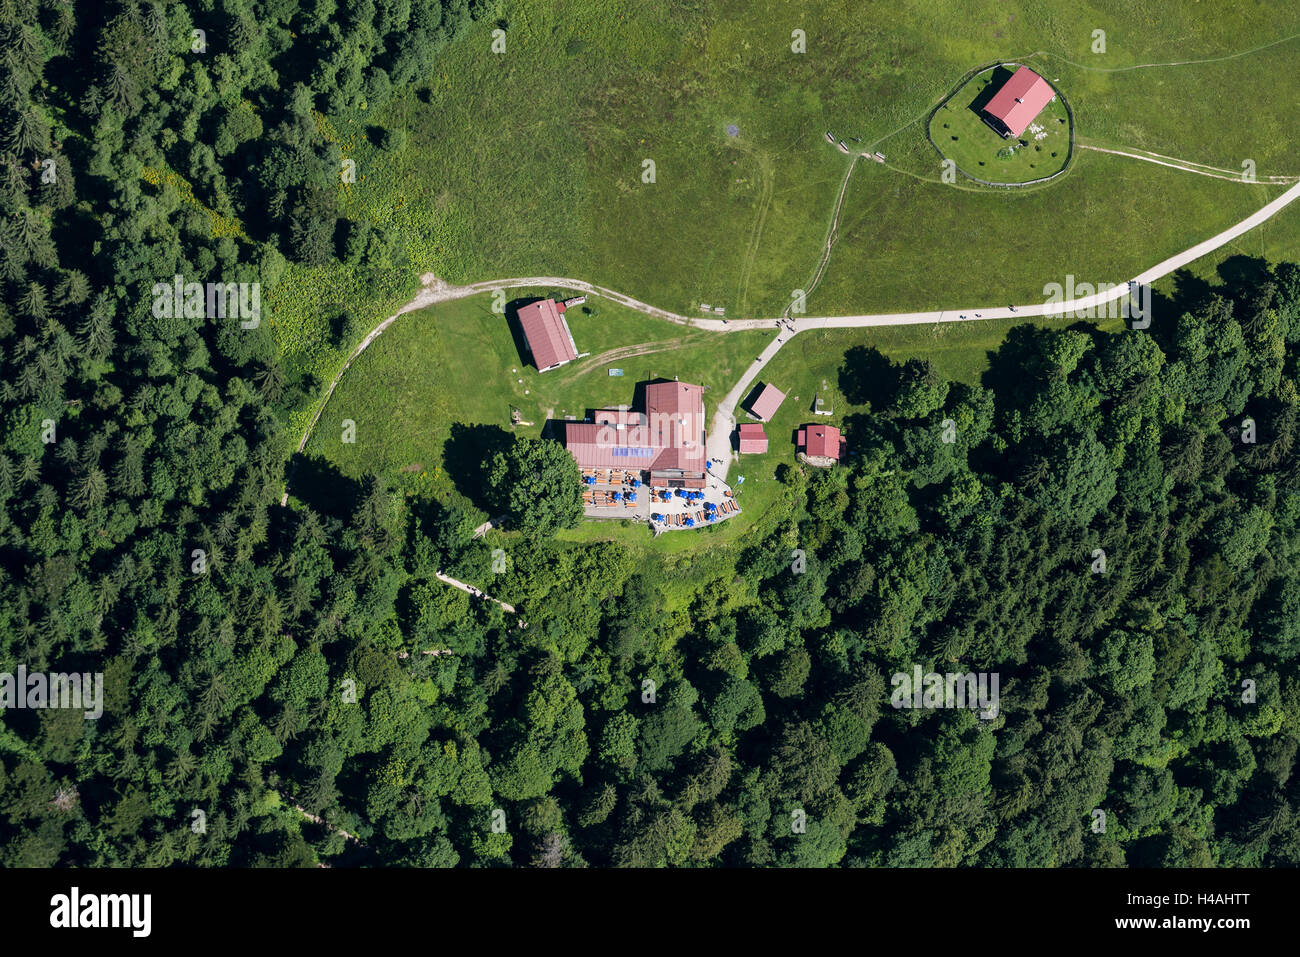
[1216, 255, 1275, 316]
[1217, 254, 1272, 293]
[288, 453, 367, 521]
[1168, 267, 1215, 315]
[443, 422, 515, 513]
[839, 345, 897, 410]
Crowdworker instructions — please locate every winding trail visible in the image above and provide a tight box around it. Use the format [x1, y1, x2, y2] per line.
[1034, 32, 1300, 75]
[1078, 143, 1299, 184]
[787, 154, 861, 319]
[293, 178, 1300, 486]
[435, 571, 517, 615]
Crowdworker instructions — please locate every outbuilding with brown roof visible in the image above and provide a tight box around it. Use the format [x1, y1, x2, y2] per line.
[797, 424, 845, 465]
[737, 423, 768, 454]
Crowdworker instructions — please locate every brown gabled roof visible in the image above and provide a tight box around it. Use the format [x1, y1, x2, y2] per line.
[516, 299, 578, 371]
[749, 383, 786, 421]
[799, 423, 844, 461]
[644, 381, 706, 474]
[565, 422, 657, 468]
[983, 66, 1055, 138]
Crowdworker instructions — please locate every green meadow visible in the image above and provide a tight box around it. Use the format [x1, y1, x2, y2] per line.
[282, 0, 1300, 552]
[275, 0, 1300, 327]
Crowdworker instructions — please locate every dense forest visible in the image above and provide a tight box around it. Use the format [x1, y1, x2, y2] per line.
[2, 0, 1300, 868]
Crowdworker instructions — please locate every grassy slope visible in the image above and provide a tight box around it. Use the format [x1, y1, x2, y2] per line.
[288, 0, 1300, 557]
[316, 0, 1300, 321]
[815, 149, 1280, 314]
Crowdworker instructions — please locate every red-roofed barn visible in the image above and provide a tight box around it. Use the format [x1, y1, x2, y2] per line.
[748, 383, 786, 422]
[982, 66, 1055, 139]
[516, 299, 579, 372]
[737, 423, 768, 454]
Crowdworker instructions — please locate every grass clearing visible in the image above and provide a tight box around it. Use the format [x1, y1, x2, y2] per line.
[285, 1, 1300, 556]
[304, 290, 770, 521]
[308, 0, 1300, 324]
[815, 149, 1281, 314]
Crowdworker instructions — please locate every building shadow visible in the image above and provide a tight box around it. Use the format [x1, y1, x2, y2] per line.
[966, 65, 1013, 116]
[505, 297, 542, 371]
[740, 382, 768, 418]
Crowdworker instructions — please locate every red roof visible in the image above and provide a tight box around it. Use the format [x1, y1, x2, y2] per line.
[565, 381, 706, 476]
[738, 423, 768, 454]
[564, 422, 656, 468]
[749, 383, 786, 421]
[516, 299, 578, 371]
[799, 424, 844, 462]
[644, 381, 707, 475]
[982, 67, 1055, 138]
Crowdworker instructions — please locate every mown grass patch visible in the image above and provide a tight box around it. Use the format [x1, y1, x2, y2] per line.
[929, 66, 1071, 184]
[815, 149, 1282, 315]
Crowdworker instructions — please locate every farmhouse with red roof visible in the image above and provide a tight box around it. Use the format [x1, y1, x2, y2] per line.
[982, 66, 1055, 139]
[564, 380, 708, 488]
[797, 424, 845, 467]
[515, 298, 579, 372]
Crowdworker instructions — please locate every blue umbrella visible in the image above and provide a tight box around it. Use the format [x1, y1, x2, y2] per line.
[633, 479, 642, 487]
[611, 491, 621, 501]
[629, 492, 637, 501]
